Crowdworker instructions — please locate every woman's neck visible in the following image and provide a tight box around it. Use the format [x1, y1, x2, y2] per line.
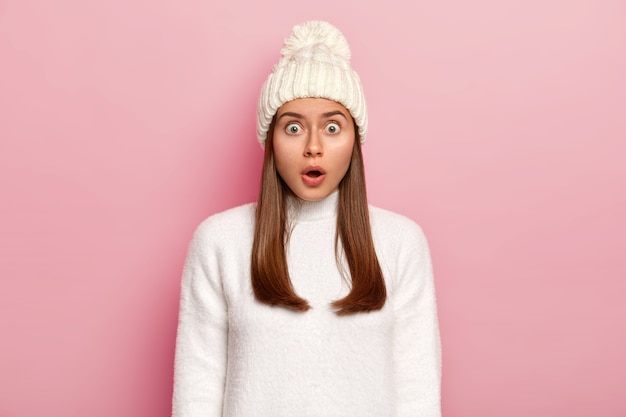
[288, 190, 339, 223]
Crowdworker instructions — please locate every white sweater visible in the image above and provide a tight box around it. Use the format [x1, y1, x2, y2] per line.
[172, 192, 441, 417]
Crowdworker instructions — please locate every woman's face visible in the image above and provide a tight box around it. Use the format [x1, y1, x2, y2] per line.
[273, 98, 355, 202]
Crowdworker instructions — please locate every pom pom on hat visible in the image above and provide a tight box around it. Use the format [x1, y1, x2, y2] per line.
[256, 21, 368, 147]
[280, 21, 351, 62]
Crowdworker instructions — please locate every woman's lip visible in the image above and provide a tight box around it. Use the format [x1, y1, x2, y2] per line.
[301, 173, 326, 186]
[302, 166, 326, 175]
[301, 166, 326, 186]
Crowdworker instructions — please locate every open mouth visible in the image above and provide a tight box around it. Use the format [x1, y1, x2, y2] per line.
[302, 166, 326, 177]
[301, 166, 326, 186]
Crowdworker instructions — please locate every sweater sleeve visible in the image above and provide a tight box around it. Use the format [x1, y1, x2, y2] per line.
[172, 222, 229, 417]
[393, 223, 442, 417]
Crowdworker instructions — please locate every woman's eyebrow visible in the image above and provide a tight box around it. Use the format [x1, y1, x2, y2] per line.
[277, 110, 348, 120]
[322, 110, 348, 120]
[277, 112, 303, 120]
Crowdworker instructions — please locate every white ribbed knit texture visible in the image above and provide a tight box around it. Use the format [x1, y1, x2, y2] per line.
[172, 192, 442, 417]
[257, 21, 368, 146]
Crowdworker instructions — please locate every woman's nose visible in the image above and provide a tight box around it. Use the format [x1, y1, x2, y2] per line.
[304, 131, 323, 156]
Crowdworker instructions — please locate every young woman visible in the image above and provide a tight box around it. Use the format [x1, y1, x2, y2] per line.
[172, 21, 441, 417]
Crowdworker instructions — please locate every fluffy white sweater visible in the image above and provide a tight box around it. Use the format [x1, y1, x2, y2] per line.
[172, 192, 441, 417]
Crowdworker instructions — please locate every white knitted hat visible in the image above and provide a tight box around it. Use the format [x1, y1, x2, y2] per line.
[256, 21, 368, 146]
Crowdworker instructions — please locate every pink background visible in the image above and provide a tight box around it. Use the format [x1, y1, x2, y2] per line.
[1, 0, 625, 416]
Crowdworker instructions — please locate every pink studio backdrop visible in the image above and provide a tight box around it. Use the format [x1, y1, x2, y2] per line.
[1, 0, 625, 416]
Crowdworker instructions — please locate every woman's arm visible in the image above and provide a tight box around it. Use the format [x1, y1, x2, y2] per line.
[393, 223, 442, 417]
[172, 223, 228, 417]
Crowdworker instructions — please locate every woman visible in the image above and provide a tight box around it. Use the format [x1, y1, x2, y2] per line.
[172, 20, 441, 417]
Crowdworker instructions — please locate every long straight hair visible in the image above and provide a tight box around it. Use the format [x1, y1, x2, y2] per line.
[251, 120, 386, 315]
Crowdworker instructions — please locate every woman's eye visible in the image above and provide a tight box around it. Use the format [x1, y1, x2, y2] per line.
[325, 122, 341, 134]
[285, 123, 301, 134]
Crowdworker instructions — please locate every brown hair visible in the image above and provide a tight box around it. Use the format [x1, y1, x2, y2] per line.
[251, 120, 386, 315]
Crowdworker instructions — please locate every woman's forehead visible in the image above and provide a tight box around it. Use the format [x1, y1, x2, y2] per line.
[277, 98, 351, 118]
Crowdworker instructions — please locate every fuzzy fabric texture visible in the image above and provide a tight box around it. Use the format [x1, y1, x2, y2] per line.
[256, 21, 368, 147]
[172, 192, 441, 417]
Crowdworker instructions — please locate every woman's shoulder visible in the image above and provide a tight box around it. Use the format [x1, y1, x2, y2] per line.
[193, 202, 256, 242]
[368, 205, 429, 247]
[369, 205, 424, 234]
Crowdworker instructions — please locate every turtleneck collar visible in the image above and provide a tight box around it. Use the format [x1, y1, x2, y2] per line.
[287, 190, 339, 223]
